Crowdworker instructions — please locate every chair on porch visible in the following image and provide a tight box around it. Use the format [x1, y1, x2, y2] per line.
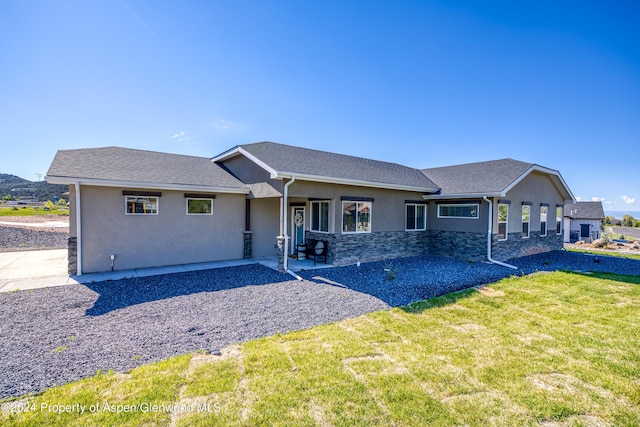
[306, 239, 328, 265]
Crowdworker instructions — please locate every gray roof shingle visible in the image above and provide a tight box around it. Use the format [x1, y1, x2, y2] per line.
[421, 158, 534, 195]
[236, 141, 439, 190]
[564, 202, 605, 220]
[47, 146, 247, 191]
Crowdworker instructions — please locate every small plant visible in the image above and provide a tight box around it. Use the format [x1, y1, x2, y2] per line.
[384, 261, 395, 281]
[543, 260, 551, 266]
[66, 336, 75, 341]
[54, 345, 68, 353]
[132, 355, 142, 360]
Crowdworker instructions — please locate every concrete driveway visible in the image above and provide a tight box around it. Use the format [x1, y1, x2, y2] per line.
[0, 249, 76, 292]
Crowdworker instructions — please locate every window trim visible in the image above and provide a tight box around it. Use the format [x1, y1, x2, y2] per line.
[341, 200, 372, 234]
[556, 206, 563, 235]
[437, 203, 479, 219]
[125, 195, 159, 215]
[540, 205, 548, 237]
[310, 200, 330, 233]
[497, 203, 508, 241]
[186, 197, 213, 215]
[521, 205, 530, 238]
[405, 203, 427, 231]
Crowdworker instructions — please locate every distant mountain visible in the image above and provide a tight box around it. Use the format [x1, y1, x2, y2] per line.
[0, 174, 68, 202]
[0, 173, 30, 185]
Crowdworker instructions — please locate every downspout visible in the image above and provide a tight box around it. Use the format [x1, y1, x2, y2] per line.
[283, 177, 304, 281]
[483, 196, 517, 269]
[75, 181, 82, 276]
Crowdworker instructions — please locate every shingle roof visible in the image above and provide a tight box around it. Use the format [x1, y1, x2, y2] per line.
[421, 158, 535, 195]
[564, 202, 605, 220]
[231, 141, 439, 191]
[47, 146, 247, 191]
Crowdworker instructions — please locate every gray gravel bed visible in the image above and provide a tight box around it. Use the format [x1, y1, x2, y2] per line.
[0, 225, 68, 249]
[1, 250, 638, 399]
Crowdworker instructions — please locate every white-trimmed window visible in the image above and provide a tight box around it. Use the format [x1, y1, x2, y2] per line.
[498, 203, 508, 240]
[540, 205, 548, 237]
[311, 200, 330, 232]
[437, 203, 479, 219]
[342, 200, 371, 233]
[125, 196, 158, 215]
[187, 198, 213, 215]
[522, 205, 530, 238]
[406, 203, 426, 231]
[556, 206, 562, 234]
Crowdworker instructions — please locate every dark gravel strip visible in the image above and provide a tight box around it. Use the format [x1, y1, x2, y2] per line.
[0, 226, 68, 249]
[0, 250, 638, 399]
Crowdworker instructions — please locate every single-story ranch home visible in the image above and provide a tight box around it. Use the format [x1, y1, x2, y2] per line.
[46, 142, 575, 275]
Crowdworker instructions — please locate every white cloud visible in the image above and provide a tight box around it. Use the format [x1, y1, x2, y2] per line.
[591, 197, 605, 202]
[575, 196, 583, 201]
[168, 131, 192, 143]
[621, 195, 636, 204]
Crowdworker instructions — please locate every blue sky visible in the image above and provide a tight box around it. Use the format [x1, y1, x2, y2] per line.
[1, 1, 638, 212]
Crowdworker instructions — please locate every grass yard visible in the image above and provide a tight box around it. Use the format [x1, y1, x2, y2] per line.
[567, 247, 640, 261]
[2, 272, 639, 426]
[0, 206, 69, 217]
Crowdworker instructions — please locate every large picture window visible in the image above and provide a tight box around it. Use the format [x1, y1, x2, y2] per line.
[540, 205, 548, 237]
[342, 201, 371, 233]
[187, 198, 213, 215]
[556, 206, 562, 234]
[498, 203, 508, 240]
[522, 205, 530, 238]
[311, 200, 330, 232]
[437, 203, 479, 219]
[406, 203, 426, 231]
[125, 196, 158, 215]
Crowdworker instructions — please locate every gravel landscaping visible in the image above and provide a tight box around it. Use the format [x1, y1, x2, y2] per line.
[0, 225, 68, 250]
[1, 250, 639, 399]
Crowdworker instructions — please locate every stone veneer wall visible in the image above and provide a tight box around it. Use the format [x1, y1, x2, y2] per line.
[305, 231, 429, 266]
[492, 231, 563, 261]
[243, 231, 253, 259]
[68, 237, 77, 275]
[428, 230, 487, 261]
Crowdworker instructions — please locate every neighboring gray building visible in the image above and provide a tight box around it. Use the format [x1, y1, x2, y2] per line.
[563, 201, 605, 243]
[47, 142, 575, 275]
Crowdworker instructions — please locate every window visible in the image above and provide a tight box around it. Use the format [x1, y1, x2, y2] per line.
[498, 203, 508, 240]
[521, 205, 530, 238]
[125, 196, 158, 215]
[437, 203, 479, 219]
[187, 198, 213, 215]
[311, 200, 330, 232]
[342, 201, 371, 233]
[406, 203, 426, 231]
[540, 205, 548, 237]
[556, 207, 562, 234]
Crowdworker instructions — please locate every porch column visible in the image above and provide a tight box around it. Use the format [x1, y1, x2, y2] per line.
[276, 235, 285, 272]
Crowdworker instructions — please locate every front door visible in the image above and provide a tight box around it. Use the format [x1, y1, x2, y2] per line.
[580, 224, 590, 239]
[291, 207, 305, 253]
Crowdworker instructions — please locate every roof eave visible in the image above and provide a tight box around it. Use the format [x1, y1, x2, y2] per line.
[46, 176, 250, 194]
[422, 192, 502, 200]
[274, 172, 439, 193]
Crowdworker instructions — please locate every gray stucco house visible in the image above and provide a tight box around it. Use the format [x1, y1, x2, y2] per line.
[563, 201, 605, 243]
[47, 142, 575, 275]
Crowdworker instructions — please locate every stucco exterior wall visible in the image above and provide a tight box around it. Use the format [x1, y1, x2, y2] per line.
[426, 200, 487, 233]
[250, 197, 281, 257]
[78, 186, 245, 273]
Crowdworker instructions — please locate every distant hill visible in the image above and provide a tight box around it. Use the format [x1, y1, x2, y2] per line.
[0, 173, 68, 202]
[605, 211, 640, 220]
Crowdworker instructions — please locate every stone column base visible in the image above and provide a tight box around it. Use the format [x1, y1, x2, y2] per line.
[276, 236, 285, 272]
[68, 237, 78, 275]
[243, 231, 253, 259]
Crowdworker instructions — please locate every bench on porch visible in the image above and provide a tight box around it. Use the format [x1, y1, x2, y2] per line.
[299, 239, 328, 265]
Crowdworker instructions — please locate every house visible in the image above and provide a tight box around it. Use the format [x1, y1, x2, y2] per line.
[563, 201, 605, 243]
[46, 142, 575, 275]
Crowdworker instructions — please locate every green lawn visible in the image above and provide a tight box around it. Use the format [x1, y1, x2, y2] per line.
[0, 206, 68, 217]
[567, 247, 640, 261]
[2, 272, 639, 426]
